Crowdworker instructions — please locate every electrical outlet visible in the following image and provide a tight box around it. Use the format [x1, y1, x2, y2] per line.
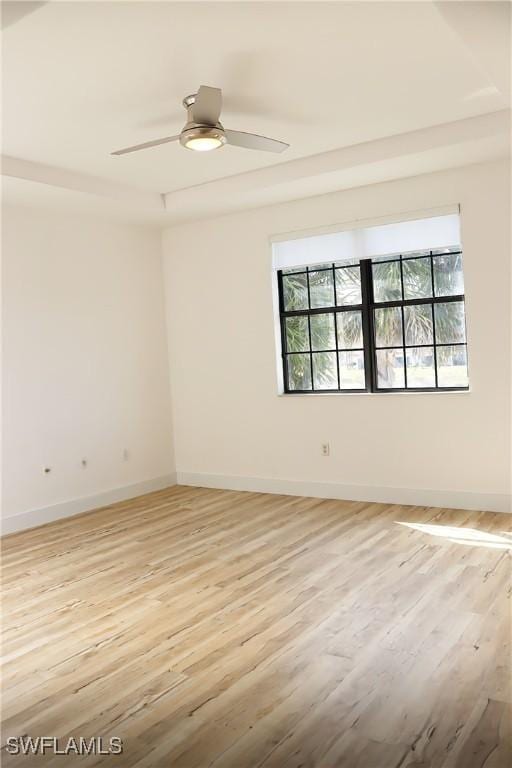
[321, 443, 330, 456]
[81, 458, 88, 468]
[122, 449, 130, 462]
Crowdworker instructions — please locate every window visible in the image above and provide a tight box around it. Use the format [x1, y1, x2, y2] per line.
[278, 247, 468, 393]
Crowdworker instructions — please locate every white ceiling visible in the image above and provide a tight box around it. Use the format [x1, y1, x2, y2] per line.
[2, 0, 510, 224]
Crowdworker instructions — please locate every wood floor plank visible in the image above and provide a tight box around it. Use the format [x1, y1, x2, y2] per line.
[1, 485, 511, 767]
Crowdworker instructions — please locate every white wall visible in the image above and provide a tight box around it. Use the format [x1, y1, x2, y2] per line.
[162, 159, 511, 512]
[2, 205, 175, 532]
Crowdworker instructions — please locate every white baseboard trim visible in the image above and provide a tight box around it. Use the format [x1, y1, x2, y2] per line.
[1, 473, 177, 536]
[177, 472, 511, 514]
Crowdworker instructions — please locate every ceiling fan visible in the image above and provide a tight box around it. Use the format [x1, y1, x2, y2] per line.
[111, 85, 290, 157]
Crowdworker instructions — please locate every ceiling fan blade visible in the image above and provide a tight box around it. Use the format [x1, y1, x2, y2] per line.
[111, 134, 180, 156]
[192, 85, 222, 125]
[224, 129, 289, 153]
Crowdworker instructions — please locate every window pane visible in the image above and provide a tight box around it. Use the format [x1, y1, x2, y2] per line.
[402, 251, 428, 259]
[372, 254, 396, 263]
[312, 352, 338, 389]
[287, 354, 311, 390]
[404, 304, 433, 346]
[334, 259, 360, 268]
[434, 301, 466, 343]
[432, 246, 460, 255]
[402, 256, 432, 300]
[406, 347, 435, 388]
[374, 307, 403, 347]
[283, 273, 308, 311]
[311, 262, 334, 271]
[285, 316, 309, 353]
[433, 253, 464, 297]
[335, 266, 362, 305]
[372, 260, 402, 302]
[339, 351, 365, 389]
[376, 349, 405, 388]
[309, 269, 335, 308]
[310, 313, 335, 351]
[437, 345, 468, 387]
[337, 311, 363, 349]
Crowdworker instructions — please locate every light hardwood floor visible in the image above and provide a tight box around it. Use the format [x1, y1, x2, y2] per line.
[1, 485, 511, 767]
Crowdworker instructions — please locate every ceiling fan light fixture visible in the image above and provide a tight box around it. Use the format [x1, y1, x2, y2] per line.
[185, 136, 223, 152]
[180, 126, 226, 152]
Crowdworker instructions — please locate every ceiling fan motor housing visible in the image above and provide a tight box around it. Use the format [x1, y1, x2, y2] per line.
[180, 93, 226, 149]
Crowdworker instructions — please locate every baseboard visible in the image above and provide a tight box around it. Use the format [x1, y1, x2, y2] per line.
[3, 471, 509, 536]
[1, 473, 177, 535]
[177, 472, 511, 514]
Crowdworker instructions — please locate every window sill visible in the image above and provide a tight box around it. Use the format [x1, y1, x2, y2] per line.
[278, 388, 471, 397]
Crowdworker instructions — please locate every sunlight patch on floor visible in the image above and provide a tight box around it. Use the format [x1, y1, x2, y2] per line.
[396, 521, 512, 550]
